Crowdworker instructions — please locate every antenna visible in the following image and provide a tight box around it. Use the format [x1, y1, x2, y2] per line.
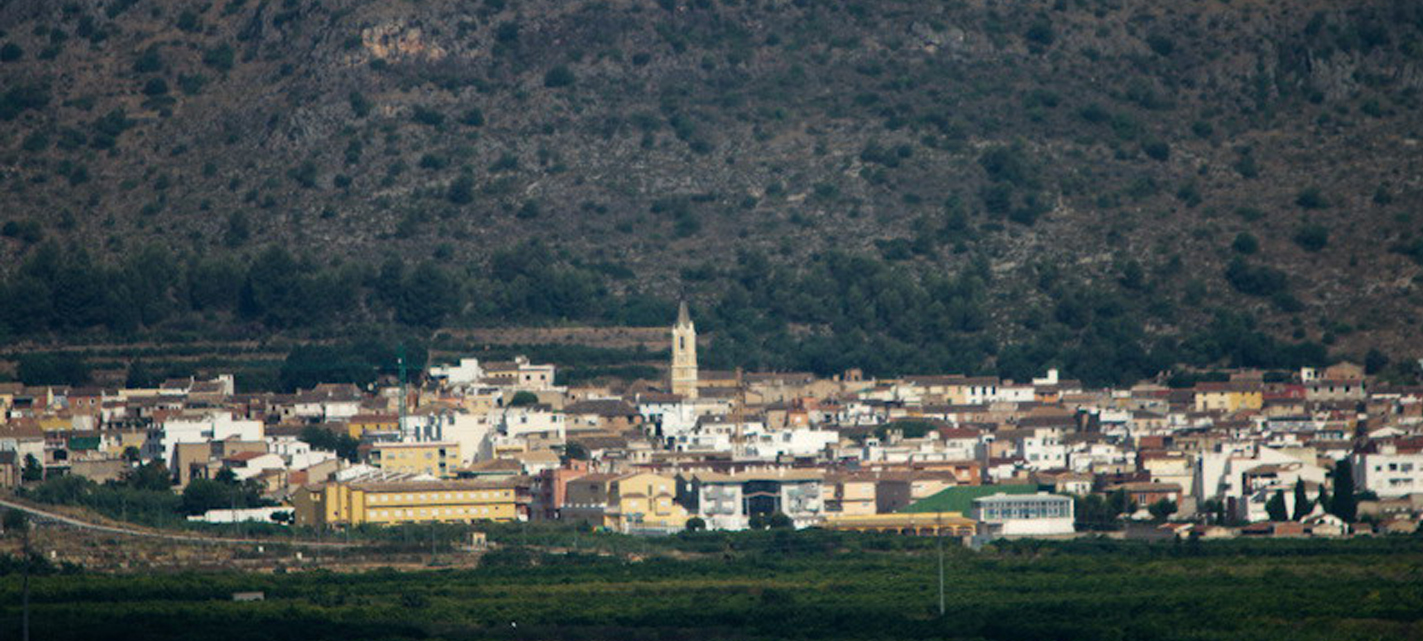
[398, 345, 409, 441]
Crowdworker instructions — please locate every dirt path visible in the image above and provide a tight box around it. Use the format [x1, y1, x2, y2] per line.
[0, 496, 356, 548]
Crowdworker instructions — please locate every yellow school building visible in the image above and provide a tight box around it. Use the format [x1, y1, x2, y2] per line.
[293, 478, 525, 527]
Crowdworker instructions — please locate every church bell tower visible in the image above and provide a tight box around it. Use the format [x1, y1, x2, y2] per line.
[671, 301, 698, 399]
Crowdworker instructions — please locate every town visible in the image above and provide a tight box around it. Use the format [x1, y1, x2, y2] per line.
[2, 303, 1419, 543]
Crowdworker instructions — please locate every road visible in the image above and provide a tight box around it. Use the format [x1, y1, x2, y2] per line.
[0, 496, 357, 548]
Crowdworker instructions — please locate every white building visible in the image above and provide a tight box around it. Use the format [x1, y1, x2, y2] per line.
[403, 409, 498, 464]
[738, 428, 838, 460]
[147, 411, 263, 466]
[1353, 448, 1423, 498]
[500, 406, 565, 441]
[679, 470, 824, 530]
[971, 492, 1075, 537]
[429, 358, 485, 386]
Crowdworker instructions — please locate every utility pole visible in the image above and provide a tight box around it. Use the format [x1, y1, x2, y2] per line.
[21, 513, 31, 641]
[936, 512, 945, 617]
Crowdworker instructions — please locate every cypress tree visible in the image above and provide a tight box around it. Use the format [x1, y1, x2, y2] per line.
[1291, 479, 1312, 520]
[1265, 489, 1288, 522]
[1330, 458, 1357, 522]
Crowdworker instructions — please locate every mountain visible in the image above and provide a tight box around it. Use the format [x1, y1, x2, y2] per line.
[0, 0, 1421, 385]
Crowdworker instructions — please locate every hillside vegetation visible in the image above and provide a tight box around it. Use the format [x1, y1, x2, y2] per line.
[1, 0, 1422, 384]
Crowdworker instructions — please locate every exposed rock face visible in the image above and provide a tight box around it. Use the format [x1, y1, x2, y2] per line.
[363, 23, 448, 61]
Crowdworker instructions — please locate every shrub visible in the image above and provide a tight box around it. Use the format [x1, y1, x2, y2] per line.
[1225, 257, 1288, 297]
[0, 42, 23, 62]
[141, 78, 169, 96]
[412, 105, 445, 126]
[1143, 140, 1170, 161]
[202, 44, 235, 71]
[1294, 223, 1329, 252]
[21, 132, 49, 152]
[133, 46, 163, 73]
[1231, 233, 1259, 255]
[289, 161, 319, 188]
[447, 175, 475, 205]
[418, 154, 448, 170]
[459, 107, 485, 127]
[1295, 187, 1327, 209]
[1024, 19, 1054, 47]
[544, 65, 576, 88]
[978, 145, 1035, 186]
[348, 91, 371, 117]
[0, 83, 52, 120]
[1145, 33, 1174, 56]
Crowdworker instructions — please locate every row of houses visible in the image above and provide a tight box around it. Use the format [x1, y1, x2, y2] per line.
[3, 315, 1421, 539]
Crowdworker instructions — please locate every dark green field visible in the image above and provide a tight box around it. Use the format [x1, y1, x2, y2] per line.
[3, 536, 1421, 641]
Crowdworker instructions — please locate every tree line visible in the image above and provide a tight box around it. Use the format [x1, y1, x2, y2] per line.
[0, 241, 1343, 389]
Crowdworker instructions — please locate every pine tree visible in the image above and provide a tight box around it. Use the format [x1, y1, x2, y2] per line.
[1291, 479, 1312, 520]
[1265, 489, 1288, 522]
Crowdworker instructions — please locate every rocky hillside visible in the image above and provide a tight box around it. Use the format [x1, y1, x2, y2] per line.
[0, 0, 1421, 381]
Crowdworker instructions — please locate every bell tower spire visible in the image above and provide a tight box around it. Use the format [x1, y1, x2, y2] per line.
[671, 301, 698, 399]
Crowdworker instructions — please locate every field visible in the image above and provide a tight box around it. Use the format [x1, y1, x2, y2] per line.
[2, 536, 1421, 641]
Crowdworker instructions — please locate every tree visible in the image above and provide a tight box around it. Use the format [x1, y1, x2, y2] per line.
[124, 461, 172, 491]
[180, 478, 230, 516]
[562, 441, 589, 462]
[299, 425, 359, 462]
[747, 514, 767, 530]
[1364, 349, 1389, 375]
[21, 454, 42, 482]
[685, 516, 706, 532]
[767, 512, 793, 529]
[2, 508, 27, 535]
[1147, 499, 1177, 522]
[508, 391, 539, 407]
[1330, 458, 1357, 522]
[17, 353, 92, 386]
[1266, 489, 1288, 521]
[397, 261, 461, 327]
[126, 359, 160, 389]
[1107, 489, 1132, 517]
[1292, 479, 1313, 520]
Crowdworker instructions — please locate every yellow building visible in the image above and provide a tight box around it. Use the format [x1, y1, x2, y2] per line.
[366, 441, 460, 477]
[823, 474, 878, 515]
[38, 416, 71, 432]
[293, 478, 526, 527]
[561, 472, 688, 532]
[822, 512, 975, 536]
[607, 472, 688, 532]
[1193, 383, 1263, 413]
[102, 429, 147, 457]
[345, 414, 399, 439]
